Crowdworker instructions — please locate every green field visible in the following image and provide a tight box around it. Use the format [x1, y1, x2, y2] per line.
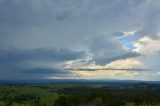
[0, 82, 160, 106]
[0, 85, 59, 106]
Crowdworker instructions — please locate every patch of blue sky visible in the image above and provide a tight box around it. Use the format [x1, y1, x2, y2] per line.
[117, 35, 136, 50]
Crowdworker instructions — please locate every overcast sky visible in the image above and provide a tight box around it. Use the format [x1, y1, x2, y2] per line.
[0, 0, 160, 80]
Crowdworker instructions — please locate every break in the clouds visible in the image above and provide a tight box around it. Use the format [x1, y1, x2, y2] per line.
[0, 0, 160, 80]
[86, 34, 140, 65]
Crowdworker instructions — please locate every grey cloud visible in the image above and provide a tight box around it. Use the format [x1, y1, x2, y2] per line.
[66, 68, 151, 72]
[0, 0, 160, 80]
[135, 0, 160, 39]
[1, 67, 73, 80]
[0, 66, 73, 80]
[0, 0, 88, 26]
[0, 48, 85, 79]
[56, 11, 73, 21]
[86, 34, 140, 65]
[0, 0, 157, 50]
[21, 68, 73, 79]
[111, 32, 124, 37]
[23, 68, 70, 75]
[0, 48, 85, 63]
[0, 0, 158, 32]
[94, 52, 140, 65]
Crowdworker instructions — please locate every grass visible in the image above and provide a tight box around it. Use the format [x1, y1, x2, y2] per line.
[126, 102, 134, 106]
[0, 85, 59, 106]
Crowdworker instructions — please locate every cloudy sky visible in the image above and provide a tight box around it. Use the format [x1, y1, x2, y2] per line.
[0, 0, 160, 80]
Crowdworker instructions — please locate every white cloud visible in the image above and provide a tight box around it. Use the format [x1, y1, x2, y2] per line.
[134, 36, 160, 70]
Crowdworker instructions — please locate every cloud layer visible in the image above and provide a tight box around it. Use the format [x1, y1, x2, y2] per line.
[0, 48, 85, 79]
[0, 0, 160, 80]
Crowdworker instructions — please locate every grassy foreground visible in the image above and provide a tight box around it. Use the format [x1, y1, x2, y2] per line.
[0, 82, 160, 106]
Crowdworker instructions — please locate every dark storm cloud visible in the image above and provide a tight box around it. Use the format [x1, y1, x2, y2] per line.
[0, 48, 85, 79]
[22, 68, 71, 75]
[0, 48, 85, 63]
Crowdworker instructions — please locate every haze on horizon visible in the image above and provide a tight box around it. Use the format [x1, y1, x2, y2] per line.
[0, 0, 160, 81]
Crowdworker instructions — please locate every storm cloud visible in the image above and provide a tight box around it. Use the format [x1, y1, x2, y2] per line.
[0, 48, 85, 63]
[0, 48, 85, 79]
[0, 0, 160, 80]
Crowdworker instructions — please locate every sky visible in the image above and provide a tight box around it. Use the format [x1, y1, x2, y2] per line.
[0, 0, 160, 80]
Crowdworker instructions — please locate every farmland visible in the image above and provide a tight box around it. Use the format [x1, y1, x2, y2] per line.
[0, 81, 160, 106]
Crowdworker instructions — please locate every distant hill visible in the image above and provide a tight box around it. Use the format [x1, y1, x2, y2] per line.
[0, 79, 159, 84]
